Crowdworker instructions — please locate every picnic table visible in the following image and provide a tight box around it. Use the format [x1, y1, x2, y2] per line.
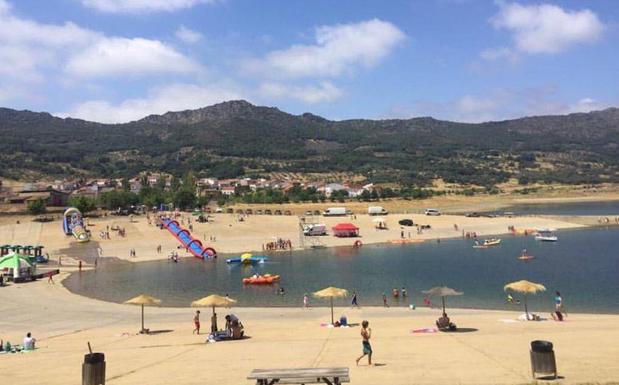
[248, 367, 349, 385]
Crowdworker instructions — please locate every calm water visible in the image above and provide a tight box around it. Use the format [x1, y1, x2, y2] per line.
[507, 200, 619, 216]
[65, 227, 619, 313]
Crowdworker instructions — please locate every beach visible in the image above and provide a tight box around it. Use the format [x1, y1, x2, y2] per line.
[2, 197, 619, 384]
[1, 275, 619, 385]
[0, 208, 591, 264]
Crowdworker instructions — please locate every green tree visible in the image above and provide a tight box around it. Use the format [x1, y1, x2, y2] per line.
[69, 196, 97, 214]
[27, 199, 46, 215]
[174, 190, 196, 210]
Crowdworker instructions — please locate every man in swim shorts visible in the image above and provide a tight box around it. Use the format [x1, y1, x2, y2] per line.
[356, 320, 372, 366]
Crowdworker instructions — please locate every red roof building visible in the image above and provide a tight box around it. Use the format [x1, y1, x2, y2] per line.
[332, 223, 360, 237]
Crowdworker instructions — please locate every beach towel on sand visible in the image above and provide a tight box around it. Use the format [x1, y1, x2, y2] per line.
[411, 328, 438, 334]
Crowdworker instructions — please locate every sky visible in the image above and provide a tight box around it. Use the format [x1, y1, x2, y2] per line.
[0, 0, 617, 123]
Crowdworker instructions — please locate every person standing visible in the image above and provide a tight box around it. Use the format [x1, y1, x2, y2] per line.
[382, 293, 389, 308]
[552, 291, 565, 321]
[193, 310, 201, 335]
[351, 291, 359, 307]
[211, 312, 218, 333]
[355, 320, 372, 366]
[303, 294, 309, 308]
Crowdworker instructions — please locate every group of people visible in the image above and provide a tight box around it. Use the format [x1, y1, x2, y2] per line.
[193, 311, 244, 341]
[0, 332, 36, 353]
[507, 291, 567, 321]
[264, 239, 292, 251]
[129, 249, 137, 257]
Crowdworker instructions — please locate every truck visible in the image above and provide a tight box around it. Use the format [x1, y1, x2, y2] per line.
[323, 207, 348, 216]
[303, 224, 327, 236]
[368, 206, 388, 216]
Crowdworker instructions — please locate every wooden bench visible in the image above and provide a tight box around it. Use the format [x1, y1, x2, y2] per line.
[248, 367, 349, 385]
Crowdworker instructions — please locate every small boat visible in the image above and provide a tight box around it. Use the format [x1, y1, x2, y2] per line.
[518, 249, 535, 261]
[472, 238, 501, 248]
[226, 253, 268, 265]
[535, 229, 558, 242]
[242, 274, 280, 284]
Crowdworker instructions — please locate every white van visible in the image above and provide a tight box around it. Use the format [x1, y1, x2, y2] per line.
[303, 224, 327, 236]
[368, 206, 388, 216]
[424, 208, 441, 216]
[323, 207, 347, 216]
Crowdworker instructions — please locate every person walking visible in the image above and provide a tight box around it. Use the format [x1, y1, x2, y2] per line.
[552, 291, 566, 321]
[351, 291, 359, 308]
[355, 320, 372, 366]
[193, 310, 201, 334]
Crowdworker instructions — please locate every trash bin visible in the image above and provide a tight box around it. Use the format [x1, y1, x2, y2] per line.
[530, 340, 557, 379]
[82, 352, 105, 385]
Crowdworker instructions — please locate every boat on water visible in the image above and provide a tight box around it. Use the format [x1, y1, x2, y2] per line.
[226, 253, 268, 265]
[242, 274, 280, 284]
[518, 249, 535, 261]
[535, 229, 558, 242]
[472, 238, 501, 248]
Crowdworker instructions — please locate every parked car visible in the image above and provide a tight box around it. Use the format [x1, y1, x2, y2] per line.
[226, 208, 234, 214]
[398, 219, 414, 226]
[465, 212, 481, 217]
[424, 208, 441, 216]
[274, 209, 282, 215]
[265, 209, 273, 215]
[284, 210, 292, 215]
[245, 209, 253, 215]
[313, 210, 321, 216]
[256, 209, 263, 215]
[305, 210, 313, 216]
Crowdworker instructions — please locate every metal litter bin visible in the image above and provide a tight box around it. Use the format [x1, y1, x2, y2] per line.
[82, 352, 105, 385]
[530, 340, 557, 379]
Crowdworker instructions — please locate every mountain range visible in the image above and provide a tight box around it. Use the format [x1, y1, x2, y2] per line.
[1, 100, 619, 187]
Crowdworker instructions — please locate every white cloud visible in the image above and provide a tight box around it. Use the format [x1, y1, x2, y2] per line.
[259, 81, 343, 104]
[247, 19, 405, 78]
[80, 0, 217, 13]
[386, 88, 611, 123]
[0, 0, 201, 90]
[66, 37, 201, 78]
[59, 83, 244, 123]
[176, 25, 203, 43]
[488, 2, 604, 55]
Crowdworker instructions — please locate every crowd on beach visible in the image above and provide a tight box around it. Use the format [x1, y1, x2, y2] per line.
[192, 310, 245, 341]
[263, 238, 292, 251]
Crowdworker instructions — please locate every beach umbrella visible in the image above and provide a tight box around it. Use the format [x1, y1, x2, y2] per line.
[191, 294, 237, 315]
[192, 295, 237, 333]
[504, 280, 546, 320]
[422, 286, 463, 314]
[124, 294, 161, 333]
[313, 287, 348, 325]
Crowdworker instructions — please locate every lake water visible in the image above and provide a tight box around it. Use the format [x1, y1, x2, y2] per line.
[508, 200, 619, 216]
[65, 227, 619, 314]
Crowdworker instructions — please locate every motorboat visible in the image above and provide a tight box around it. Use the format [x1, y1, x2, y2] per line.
[535, 229, 558, 242]
[472, 238, 501, 248]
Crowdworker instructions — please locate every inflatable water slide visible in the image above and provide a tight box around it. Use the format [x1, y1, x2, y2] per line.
[161, 218, 217, 259]
[63, 207, 90, 243]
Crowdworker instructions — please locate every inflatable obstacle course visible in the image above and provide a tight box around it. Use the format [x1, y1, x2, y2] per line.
[161, 218, 216, 259]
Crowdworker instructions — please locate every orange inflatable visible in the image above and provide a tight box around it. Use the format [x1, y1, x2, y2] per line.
[242, 274, 281, 285]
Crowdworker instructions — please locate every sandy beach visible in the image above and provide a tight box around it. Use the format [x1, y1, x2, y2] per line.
[1, 275, 619, 385]
[0, 209, 590, 264]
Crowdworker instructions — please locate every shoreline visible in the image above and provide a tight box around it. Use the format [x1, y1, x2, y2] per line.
[3, 274, 619, 385]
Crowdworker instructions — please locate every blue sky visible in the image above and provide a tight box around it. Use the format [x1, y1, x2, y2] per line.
[0, 0, 617, 123]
